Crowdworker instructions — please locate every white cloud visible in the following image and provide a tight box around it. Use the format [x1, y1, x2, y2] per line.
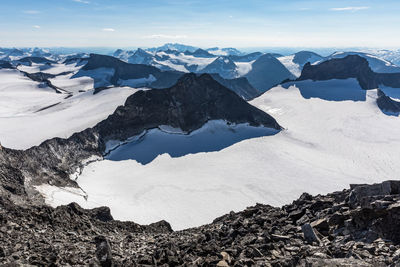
[102, 28, 115, 32]
[72, 0, 90, 4]
[23, 10, 40, 14]
[143, 34, 188, 39]
[33, 25, 41, 29]
[330, 6, 370, 12]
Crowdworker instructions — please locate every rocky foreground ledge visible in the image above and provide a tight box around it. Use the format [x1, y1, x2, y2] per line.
[1, 181, 400, 266]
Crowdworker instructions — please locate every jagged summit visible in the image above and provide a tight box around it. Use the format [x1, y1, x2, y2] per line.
[202, 56, 238, 79]
[96, 73, 281, 140]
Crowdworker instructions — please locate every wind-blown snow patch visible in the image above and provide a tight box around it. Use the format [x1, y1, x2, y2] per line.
[235, 61, 254, 76]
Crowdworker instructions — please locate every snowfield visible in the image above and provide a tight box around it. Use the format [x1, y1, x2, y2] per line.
[0, 69, 64, 117]
[0, 83, 140, 149]
[37, 79, 400, 230]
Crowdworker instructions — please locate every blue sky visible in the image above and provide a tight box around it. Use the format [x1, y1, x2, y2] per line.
[0, 0, 399, 48]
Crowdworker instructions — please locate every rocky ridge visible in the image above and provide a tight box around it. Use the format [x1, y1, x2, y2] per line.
[1, 179, 400, 266]
[299, 55, 400, 89]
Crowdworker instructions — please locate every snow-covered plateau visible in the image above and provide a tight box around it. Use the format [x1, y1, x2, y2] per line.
[36, 78, 400, 230]
[0, 68, 140, 149]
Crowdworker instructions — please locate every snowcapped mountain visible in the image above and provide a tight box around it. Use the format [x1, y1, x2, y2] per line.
[322, 51, 400, 73]
[278, 51, 324, 77]
[185, 48, 215, 58]
[126, 48, 154, 64]
[362, 49, 400, 66]
[146, 43, 199, 53]
[245, 54, 295, 92]
[112, 49, 135, 61]
[201, 56, 239, 79]
[206, 47, 243, 56]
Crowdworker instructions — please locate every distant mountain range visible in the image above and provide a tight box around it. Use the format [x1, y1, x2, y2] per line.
[1, 44, 400, 101]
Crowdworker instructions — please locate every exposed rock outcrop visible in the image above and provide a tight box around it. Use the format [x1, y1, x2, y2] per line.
[376, 90, 400, 115]
[95, 73, 281, 141]
[1, 179, 400, 265]
[299, 55, 400, 90]
[210, 73, 261, 100]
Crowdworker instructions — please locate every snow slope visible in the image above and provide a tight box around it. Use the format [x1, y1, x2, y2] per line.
[0, 86, 140, 149]
[17, 62, 82, 75]
[321, 52, 400, 73]
[0, 69, 64, 116]
[278, 52, 323, 77]
[38, 79, 400, 230]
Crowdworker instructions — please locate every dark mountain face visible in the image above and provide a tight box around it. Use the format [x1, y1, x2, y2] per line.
[96, 73, 281, 141]
[184, 48, 214, 58]
[245, 54, 294, 92]
[16, 57, 57, 66]
[298, 55, 400, 90]
[80, 54, 263, 99]
[201, 56, 239, 79]
[209, 73, 261, 100]
[79, 54, 183, 89]
[0, 60, 13, 69]
[5, 48, 24, 57]
[127, 48, 154, 64]
[377, 90, 400, 115]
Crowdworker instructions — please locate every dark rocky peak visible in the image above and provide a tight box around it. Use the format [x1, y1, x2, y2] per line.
[135, 48, 151, 55]
[127, 48, 154, 64]
[6, 48, 24, 57]
[113, 48, 124, 55]
[16, 56, 56, 66]
[245, 53, 294, 92]
[96, 73, 281, 141]
[83, 53, 126, 70]
[209, 73, 261, 100]
[185, 48, 214, 58]
[299, 55, 377, 89]
[62, 56, 87, 65]
[376, 90, 400, 116]
[298, 55, 400, 90]
[0, 60, 13, 69]
[201, 56, 238, 79]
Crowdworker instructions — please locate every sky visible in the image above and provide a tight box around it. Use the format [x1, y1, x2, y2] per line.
[0, 0, 399, 48]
